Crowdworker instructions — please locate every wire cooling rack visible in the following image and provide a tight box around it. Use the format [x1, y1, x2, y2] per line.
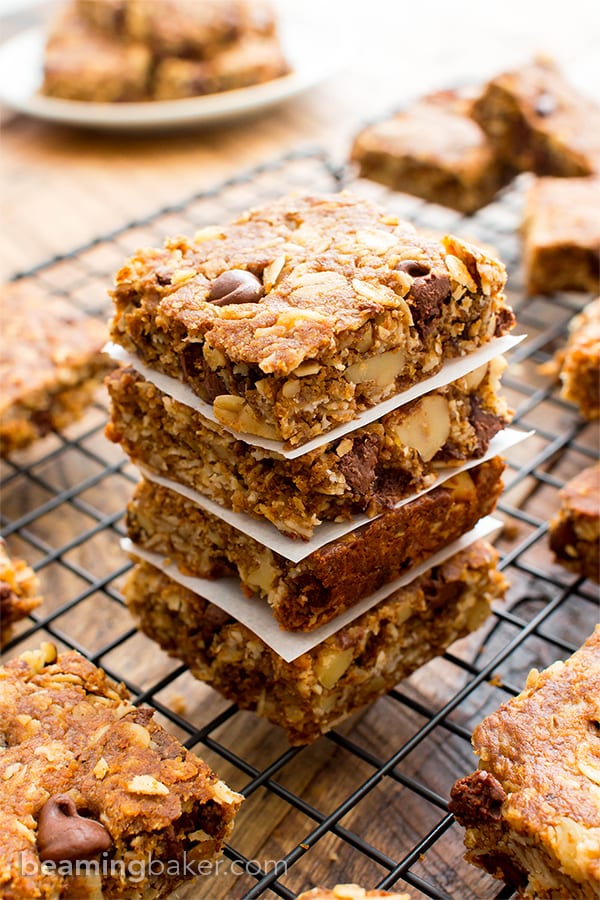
[2, 150, 598, 900]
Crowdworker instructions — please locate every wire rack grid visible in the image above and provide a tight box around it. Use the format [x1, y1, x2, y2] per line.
[1, 150, 598, 900]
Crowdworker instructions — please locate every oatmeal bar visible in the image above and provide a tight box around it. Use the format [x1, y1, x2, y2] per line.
[106, 358, 510, 538]
[449, 626, 600, 899]
[0, 282, 113, 456]
[153, 33, 289, 100]
[0, 540, 42, 647]
[126, 457, 505, 632]
[556, 298, 600, 419]
[125, 541, 507, 745]
[351, 89, 514, 214]
[297, 886, 411, 900]
[87, 0, 277, 58]
[0, 643, 243, 899]
[473, 58, 600, 176]
[41, 4, 151, 102]
[523, 177, 600, 295]
[548, 463, 599, 583]
[109, 192, 514, 447]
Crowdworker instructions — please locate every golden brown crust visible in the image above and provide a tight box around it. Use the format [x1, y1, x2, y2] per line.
[549, 463, 600, 582]
[0, 644, 243, 899]
[124, 542, 506, 744]
[451, 626, 600, 898]
[0, 282, 113, 456]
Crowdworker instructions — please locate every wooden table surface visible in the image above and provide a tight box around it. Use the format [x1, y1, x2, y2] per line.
[1, 3, 599, 899]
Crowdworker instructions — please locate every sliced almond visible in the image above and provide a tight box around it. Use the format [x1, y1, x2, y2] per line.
[392, 395, 451, 462]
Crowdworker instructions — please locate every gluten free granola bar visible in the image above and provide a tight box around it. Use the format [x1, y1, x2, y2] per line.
[523, 177, 600, 296]
[450, 626, 600, 899]
[548, 463, 600, 583]
[0, 644, 242, 899]
[109, 192, 514, 447]
[126, 457, 505, 632]
[473, 58, 600, 176]
[106, 357, 510, 538]
[351, 89, 514, 214]
[124, 541, 507, 745]
[0, 282, 113, 457]
[0, 539, 42, 647]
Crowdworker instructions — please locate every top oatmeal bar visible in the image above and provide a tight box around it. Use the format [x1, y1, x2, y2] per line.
[110, 193, 515, 446]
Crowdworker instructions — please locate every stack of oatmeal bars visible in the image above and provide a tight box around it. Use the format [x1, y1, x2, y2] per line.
[105, 191, 520, 744]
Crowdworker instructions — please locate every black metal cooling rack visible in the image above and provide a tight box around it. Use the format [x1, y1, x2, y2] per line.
[1, 150, 598, 900]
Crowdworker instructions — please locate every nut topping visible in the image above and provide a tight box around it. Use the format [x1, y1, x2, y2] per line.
[37, 794, 112, 862]
[207, 270, 264, 306]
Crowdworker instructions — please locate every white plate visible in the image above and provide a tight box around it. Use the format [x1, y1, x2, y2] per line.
[0, 17, 340, 130]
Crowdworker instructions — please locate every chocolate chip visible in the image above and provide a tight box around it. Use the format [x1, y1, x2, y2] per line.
[535, 91, 557, 117]
[469, 396, 503, 454]
[37, 795, 112, 862]
[396, 260, 431, 278]
[208, 270, 264, 306]
[408, 270, 451, 338]
[155, 268, 172, 287]
[181, 343, 227, 400]
[449, 770, 507, 827]
[338, 434, 380, 497]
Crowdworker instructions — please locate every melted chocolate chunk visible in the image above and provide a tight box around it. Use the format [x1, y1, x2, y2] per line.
[408, 269, 452, 339]
[337, 434, 380, 497]
[494, 306, 516, 336]
[396, 259, 431, 278]
[181, 343, 227, 401]
[37, 795, 112, 863]
[449, 770, 507, 827]
[469, 396, 503, 454]
[208, 270, 264, 306]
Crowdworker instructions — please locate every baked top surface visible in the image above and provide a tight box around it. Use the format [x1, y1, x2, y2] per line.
[473, 626, 600, 836]
[113, 192, 507, 375]
[0, 282, 109, 411]
[525, 177, 600, 246]
[0, 644, 242, 894]
[352, 90, 495, 164]
[478, 58, 600, 162]
[558, 462, 600, 520]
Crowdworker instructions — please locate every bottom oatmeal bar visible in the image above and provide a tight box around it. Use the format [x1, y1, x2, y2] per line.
[449, 626, 600, 899]
[0, 539, 42, 646]
[126, 457, 505, 632]
[124, 541, 507, 745]
[548, 463, 600, 583]
[0, 644, 242, 900]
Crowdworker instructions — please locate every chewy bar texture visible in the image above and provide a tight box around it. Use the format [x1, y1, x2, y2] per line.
[449, 626, 600, 899]
[473, 58, 600, 176]
[0, 644, 243, 900]
[43, 0, 288, 102]
[297, 886, 412, 900]
[109, 193, 515, 447]
[549, 463, 600, 583]
[107, 356, 510, 538]
[0, 282, 113, 456]
[556, 298, 600, 420]
[0, 539, 42, 647]
[523, 177, 600, 295]
[351, 88, 514, 214]
[125, 541, 507, 745]
[126, 457, 505, 632]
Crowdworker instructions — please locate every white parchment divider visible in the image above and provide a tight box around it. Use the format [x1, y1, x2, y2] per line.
[135, 427, 531, 564]
[103, 333, 524, 460]
[121, 515, 503, 663]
